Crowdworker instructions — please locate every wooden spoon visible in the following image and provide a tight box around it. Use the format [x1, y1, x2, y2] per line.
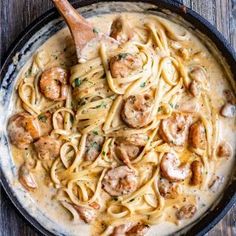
[52, 0, 118, 61]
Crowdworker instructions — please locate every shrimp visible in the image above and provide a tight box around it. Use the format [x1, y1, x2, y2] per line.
[188, 66, 207, 97]
[73, 205, 97, 223]
[114, 134, 147, 166]
[110, 16, 133, 43]
[217, 142, 232, 158]
[111, 223, 149, 236]
[126, 223, 149, 236]
[111, 223, 133, 236]
[117, 134, 148, 147]
[109, 53, 142, 78]
[190, 160, 203, 185]
[102, 166, 138, 196]
[188, 121, 206, 149]
[158, 178, 180, 199]
[39, 67, 69, 101]
[115, 142, 141, 166]
[176, 204, 196, 220]
[19, 164, 37, 191]
[160, 153, 190, 182]
[34, 136, 61, 160]
[84, 133, 104, 161]
[121, 94, 153, 128]
[189, 66, 206, 83]
[8, 112, 40, 149]
[220, 103, 235, 118]
[159, 113, 192, 146]
[189, 79, 201, 97]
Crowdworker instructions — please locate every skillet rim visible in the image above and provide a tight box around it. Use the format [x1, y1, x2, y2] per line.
[0, 1, 235, 236]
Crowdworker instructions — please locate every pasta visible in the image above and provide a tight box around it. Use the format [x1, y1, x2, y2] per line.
[8, 12, 235, 236]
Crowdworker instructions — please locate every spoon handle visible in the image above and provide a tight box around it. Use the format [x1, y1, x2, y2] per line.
[52, 0, 95, 57]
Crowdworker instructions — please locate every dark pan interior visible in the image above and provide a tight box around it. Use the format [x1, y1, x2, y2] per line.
[0, 1, 235, 236]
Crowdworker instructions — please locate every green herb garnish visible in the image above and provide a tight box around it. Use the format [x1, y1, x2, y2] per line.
[96, 102, 106, 108]
[93, 28, 99, 34]
[102, 151, 106, 156]
[140, 82, 146, 88]
[118, 53, 129, 60]
[93, 130, 99, 135]
[74, 78, 82, 87]
[38, 114, 47, 123]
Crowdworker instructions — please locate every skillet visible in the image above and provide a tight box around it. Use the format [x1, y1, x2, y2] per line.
[0, 1, 235, 235]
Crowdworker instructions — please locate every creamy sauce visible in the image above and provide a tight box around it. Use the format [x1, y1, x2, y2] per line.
[6, 9, 236, 236]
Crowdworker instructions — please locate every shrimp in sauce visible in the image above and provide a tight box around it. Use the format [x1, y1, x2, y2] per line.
[160, 153, 190, 182]
[109, 53, 142, 78]
[110, 16, 133, 43]
[114, 134, 146, 166]
[39, 67, 69, 101]
[34, 136, 61, 160]
[158, 178, 180, 199]
[115, 142, 141, 166]
[8, 112, 40, 149]
[176, 204, 197, 220]
[159, 113, 191, 146]
[84, 133, 104, 161]
[73, 205, 97, 223]
[111, 223, 149, 236]
[188, 66, 207, 97]
[121, 94, 153, 128]
[217, 142, 232, 158]
[102, 166, 138, 196]
[19, 164, 37, 191]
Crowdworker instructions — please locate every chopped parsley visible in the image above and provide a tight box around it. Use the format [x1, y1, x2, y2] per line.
[140, 82, 146, 88]
[93, 130, 99, 135]
[38, 114, 47, 123]
[96, 102, 107, 109]
[74, 78, 82, 87]
[118, 53, 129, 60]
[93, 28, 99, 34]
[102, 151, 106, 156]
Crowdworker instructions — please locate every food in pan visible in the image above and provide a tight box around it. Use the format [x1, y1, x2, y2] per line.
[8, 11, 235, 236]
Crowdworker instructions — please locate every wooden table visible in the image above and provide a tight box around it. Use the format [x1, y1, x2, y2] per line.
[1, 0, 235, 235]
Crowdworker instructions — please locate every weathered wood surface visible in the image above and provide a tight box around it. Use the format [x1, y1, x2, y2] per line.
[0, 0, 235, 235]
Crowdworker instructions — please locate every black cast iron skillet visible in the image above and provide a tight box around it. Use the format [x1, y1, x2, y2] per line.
[0, 1, 235, 235]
